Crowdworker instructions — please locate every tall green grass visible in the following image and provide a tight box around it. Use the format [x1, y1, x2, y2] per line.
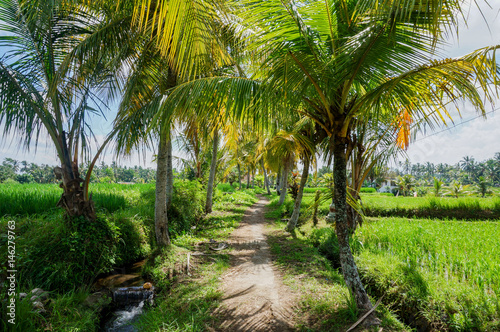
[361, 195, 500, 220]
[0, 183, 153, 216]
[298, 190, 500, 220]
[354, 217, 500, 330]
[358, 217, 500, 292]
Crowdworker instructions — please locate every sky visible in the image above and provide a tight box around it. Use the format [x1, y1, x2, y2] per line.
[1, 2, 500, 169]
[405, 1, 500, 165]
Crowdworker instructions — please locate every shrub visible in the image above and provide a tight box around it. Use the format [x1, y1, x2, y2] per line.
[310, 228, 363, 269]
[360, 187, 376, 193]
[11, 214, 119, 292]
[168, 180, 205, 236]
[310, 228, 341, 268]
[217, 183, 235, 193]
[111, 212, 151, 266]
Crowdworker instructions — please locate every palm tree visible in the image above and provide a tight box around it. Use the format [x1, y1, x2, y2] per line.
[0, 0, 122, 220]
[474, 176, 492, 198]
[397, 174, 416, 196]
[433, 177, 444, 197]
[447, 180, 470, 198]
[282, 120, 318, 233]
[142, 0, 500, 320]
[240, 0, 499, 317]
[111, 0, 237, 246]
[460, 156, 476, 177]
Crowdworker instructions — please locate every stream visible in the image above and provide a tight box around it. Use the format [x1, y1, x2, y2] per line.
[94, 260, 154, 332]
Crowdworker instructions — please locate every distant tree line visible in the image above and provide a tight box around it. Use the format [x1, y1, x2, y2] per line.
[394, 153, 500, 187]
[0, 158, 159, 184]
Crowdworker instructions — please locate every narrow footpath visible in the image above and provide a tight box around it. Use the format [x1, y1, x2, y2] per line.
[214, 195, 297, 331]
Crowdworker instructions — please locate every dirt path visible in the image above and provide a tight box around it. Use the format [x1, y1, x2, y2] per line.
[214, 196, 297, 331]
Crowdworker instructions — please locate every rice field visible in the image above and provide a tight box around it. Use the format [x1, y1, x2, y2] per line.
[361, 194, 500, 211]
[298, 190, 500, 220]
[357, 217, 500, 293]
[0, 182, 153, 216]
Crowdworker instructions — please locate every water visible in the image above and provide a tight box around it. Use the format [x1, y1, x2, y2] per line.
[95, 260, 146, 289]
[95, 260, 154, 332]
[103, 301, 146, 332]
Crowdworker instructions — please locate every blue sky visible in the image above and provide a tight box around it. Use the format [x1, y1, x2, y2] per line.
[1, 2, 500, 168]
[405, 1, 500, 165]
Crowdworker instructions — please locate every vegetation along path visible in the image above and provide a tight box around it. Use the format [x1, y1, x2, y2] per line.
[214, 195, 297, 331]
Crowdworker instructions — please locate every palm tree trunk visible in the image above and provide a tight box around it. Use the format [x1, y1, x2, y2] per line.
[237, 163, 242, 190]
[155, 128, 171, 247]
[166, 137, 173, 210]
[261, 159, 271, 195]
[279, 160, 289, 205]
[55, 132, 96, 221]
[286, 156, 309, 232]
[276, 169, 281, 195]
[205, 130, 219, 213]
[247, 166, 251, 188]
[333, 136, 374, 316]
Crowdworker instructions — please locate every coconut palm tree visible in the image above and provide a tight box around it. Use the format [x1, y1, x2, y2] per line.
[111, 0, 239, 245]
[236, 0, 500, 318]
[139, 0, 500, 320]
[433, 177, 444, 197]
[0, 0, 126, 220]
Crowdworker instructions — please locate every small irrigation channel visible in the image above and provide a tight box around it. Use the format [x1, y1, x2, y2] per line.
[94, 260, 155, 332]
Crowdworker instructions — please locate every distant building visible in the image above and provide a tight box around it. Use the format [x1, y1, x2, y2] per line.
[378, 179, 398, 193]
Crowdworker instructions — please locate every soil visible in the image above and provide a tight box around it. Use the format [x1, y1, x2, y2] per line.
[214, 195, 298, 331]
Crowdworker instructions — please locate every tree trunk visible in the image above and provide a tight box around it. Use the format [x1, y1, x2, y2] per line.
[237, 163, 242, 190]
[333, 136, 375, 318]
[205, 130, 219, 213]
[166, 137, 173, 210]
[247, 166, 251, 188]
[276, 169, 281, 195]
[55, 132, 96, 221]
[155, 128, 171, 247]
[286, 156, 310, 232]
[346, 189, 362, 232]
[261, 159, 271, 195]
[279, 160, 289, 205]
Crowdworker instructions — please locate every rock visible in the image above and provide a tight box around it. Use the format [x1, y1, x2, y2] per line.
[30, 288, 49, 301]
[83, 291, 111, 312]
[32, 301, 45, 313]
[31, 288, 44, 296]
[143, 282, 153, 289]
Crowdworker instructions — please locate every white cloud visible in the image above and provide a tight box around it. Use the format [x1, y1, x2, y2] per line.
[406, 109, 500, 165]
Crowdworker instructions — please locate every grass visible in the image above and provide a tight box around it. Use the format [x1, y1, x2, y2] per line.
[265, 195, 409, 331]
[135, 246, 230, 332]
[0, 184, 258, 332]
[0, 182, 152, 216]
[361, 195, 500, 220]
[134, 188, 258, 331]
[296, 190, 500, 221]
[267, 191, 500, 331]
[356, 217, 500, 331]
[358, 217, 500, 292]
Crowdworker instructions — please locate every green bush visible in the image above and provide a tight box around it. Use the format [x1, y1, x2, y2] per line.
[8, 214, 119, 292]
[168, 180, 205, 236]
[360, 187, 376, 193]
[310, 228, 363, 269]
[217, 183, 235, 193]
[110, 212, 151, 266]
[310, 228, 341, 268]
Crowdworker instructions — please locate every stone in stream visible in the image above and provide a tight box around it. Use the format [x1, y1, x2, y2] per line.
[112, 285, 155, 307]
